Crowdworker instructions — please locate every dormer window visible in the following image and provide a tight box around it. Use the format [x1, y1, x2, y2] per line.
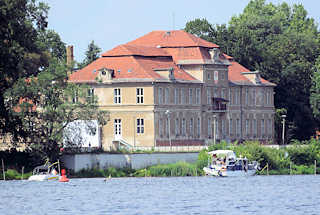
[209, 48, 220, 60]
[98, 68, 114, 81]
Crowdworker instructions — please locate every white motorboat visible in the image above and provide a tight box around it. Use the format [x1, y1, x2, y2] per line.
[203, 150, 259, 177]
[28, 161, 60, 181]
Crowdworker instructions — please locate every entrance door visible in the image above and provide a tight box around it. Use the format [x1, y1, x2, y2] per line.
[114, 119, 122, 140]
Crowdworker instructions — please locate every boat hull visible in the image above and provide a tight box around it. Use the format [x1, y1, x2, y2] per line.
[28, 174, 60, 181]
[203, 167, 256, 177]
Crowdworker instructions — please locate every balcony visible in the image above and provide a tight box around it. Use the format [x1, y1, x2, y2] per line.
[208, 97, 228, 112]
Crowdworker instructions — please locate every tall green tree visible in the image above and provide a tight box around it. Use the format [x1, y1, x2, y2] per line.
[185, 0, 320, 140]
[310, 56, 320, 125]
[0, 0, 50, 138]
[38, 29, 66, 61]
[4, 59, 109, 160]
[78, 40, 101, 68]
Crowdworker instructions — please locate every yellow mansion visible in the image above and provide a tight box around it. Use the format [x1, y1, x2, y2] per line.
[69, 30, 276, 151]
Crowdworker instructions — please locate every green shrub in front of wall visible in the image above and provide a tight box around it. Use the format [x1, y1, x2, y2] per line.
[1, 169, 32, 180]
[145, 162, 198, 177]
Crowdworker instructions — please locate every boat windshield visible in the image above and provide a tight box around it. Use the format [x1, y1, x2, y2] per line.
[33, 166, 50, 175]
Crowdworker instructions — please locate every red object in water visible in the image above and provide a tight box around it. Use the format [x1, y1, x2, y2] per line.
[59, 169, 69, 182]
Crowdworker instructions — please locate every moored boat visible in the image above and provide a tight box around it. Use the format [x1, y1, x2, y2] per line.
[203, 150, 259, 177]
[28, 161, 61, 181]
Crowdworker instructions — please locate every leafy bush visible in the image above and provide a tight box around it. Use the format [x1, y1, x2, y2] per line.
[287, 139, 320, 165]
[2, 169, 32, 180]
[146, 162, 198, 177]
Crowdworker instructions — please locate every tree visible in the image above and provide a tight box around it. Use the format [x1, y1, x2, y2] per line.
[0, 0, 50, 139]
[310, 56, 320, 124]
[38, 29, 66, 61]
[4, 59, 109, 160]
[78, 40, 101, 68]
[185, 0, 320, 140]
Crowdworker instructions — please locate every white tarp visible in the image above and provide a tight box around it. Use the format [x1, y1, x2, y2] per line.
[63, 120, 100, 148]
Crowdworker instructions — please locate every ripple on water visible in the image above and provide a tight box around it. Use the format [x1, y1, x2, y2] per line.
[1, 175, 320, 214]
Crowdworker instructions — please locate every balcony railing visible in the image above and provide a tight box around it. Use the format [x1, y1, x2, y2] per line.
[208, 97, 228, 112]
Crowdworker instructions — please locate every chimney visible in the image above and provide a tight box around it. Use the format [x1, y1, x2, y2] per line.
[66, 45, 74, 67]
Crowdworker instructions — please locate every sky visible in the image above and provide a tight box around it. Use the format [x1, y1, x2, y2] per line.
[42, 0, 320, 62]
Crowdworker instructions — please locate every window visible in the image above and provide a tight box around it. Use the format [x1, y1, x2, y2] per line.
[229, 88, 233, 105]
[174, 88, 179, 104]
[221, 119, 226, 137]
[257, 89, 262, 106]
[87, 88, 94, 103]
[261, 119, 265, 137]
[189, 88, 193, 104]
[189, 118, 194, 137]
[72, 90, 78, 103]
[207, 88, 211, 105]
[159, 118, 163, 136]
[262, 89, 266, 105]
[182, 118, 186, 136]
[214, 70, 219, 82]
[207, 72, 211, 80]
[221, 88, 226, 99]
[236, 88, 240, 105]
[229, 119, 233, 136]
[196, 88, 201, 104]
[175, 118, 179, 136]
[245, 119, 249, 136]
[114, 88, 121, 104]
[208, 118, 212, 137]
[268, 119, 272, 136]
[165, 88, 169, 104]
[215, 119, 219, 139]
[213, 88, 218, 98]
[181, 89, 185, 104]
[136, 88, 144, 104]
[114, 119, 121, 136]
[166, 118, 169, 136]
[158, 88, 163, 104]
[137, 118, 144, 134]
[253, 119, 257, 137]
[221, 71, 225, 80]
[266, 89, 272, 105]
[245, 88, 249, 105]
[252, 89, 256, 106]
[236, 119, 240, 137]
[197, 118, 201, 138]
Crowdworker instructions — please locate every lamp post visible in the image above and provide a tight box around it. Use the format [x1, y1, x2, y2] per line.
[165, 110, 172, 150]
[281, 114, 286, 145]
[213, 114, 217, 145]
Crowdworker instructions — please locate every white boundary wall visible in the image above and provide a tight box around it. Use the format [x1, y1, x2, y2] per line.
[62, 153, 199, 172]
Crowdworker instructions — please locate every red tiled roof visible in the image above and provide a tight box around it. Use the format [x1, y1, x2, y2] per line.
[163, 47, 210, 63]
[101, 44, 170, 57]
[228, 61, 275, 86]
[69, 30, 274, 86]
[134, 57, 196, 81]
[126, 30, 219, 48]
[69, 55, 196, 83]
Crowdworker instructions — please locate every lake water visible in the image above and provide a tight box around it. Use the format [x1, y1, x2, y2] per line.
[0, 175, 319, 215]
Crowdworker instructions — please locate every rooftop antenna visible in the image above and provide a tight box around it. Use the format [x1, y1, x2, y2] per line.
[172, 12, 175, 30]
